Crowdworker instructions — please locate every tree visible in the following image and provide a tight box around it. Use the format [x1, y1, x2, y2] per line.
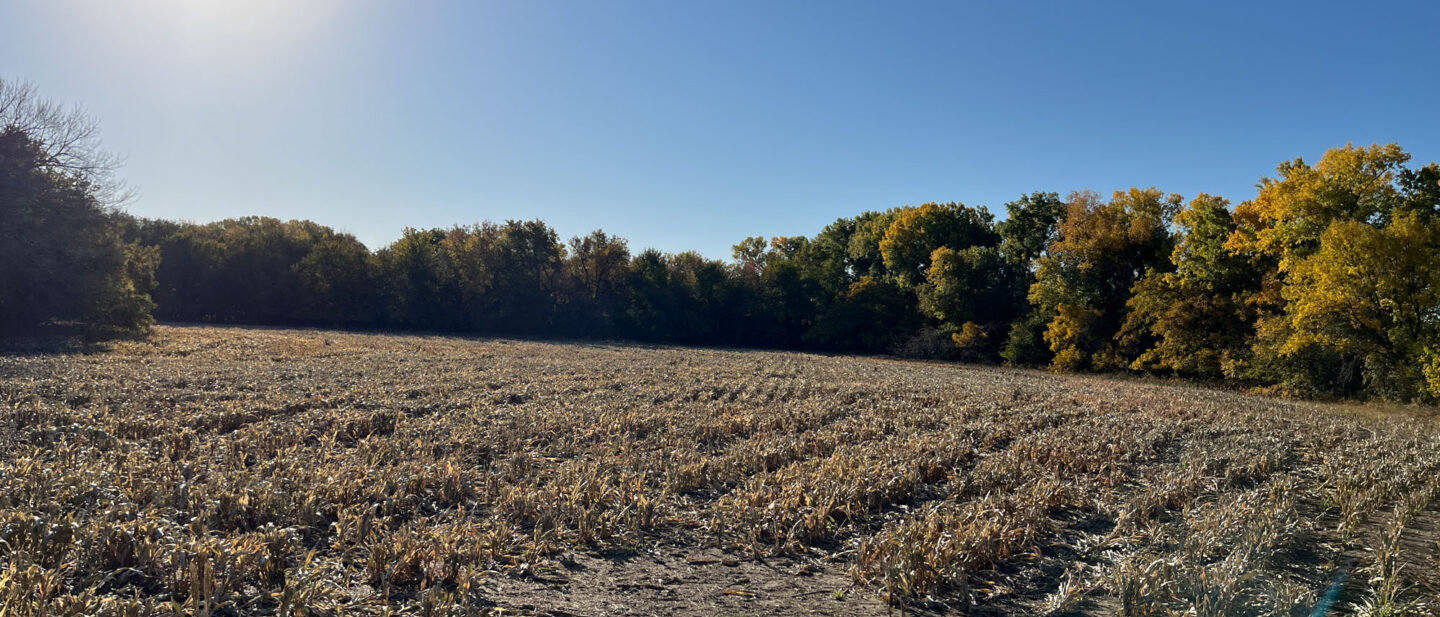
[1282, 213, 1440, 399]
[436, 223, 502, 331]
[731, 236, 771, 278]
[795, 217, 861, 296]
[1228, 143, 1413, 272]
[561, 230, 630, 334]
[148, 223, 225, 321]
[916, 245, 1024, 359]
[751, 258, 824, 347]
[806, 277, 914, 351]
[625, 248, 677, 341]
[1228, 143, 1440, 398]
[1000, 309, 1054, 366]
[1030, 188, 1180, 371]
[846, 210, 900, 279]
[995, 191, 1066, 366]
[492, 220, 565, 333]
[726, 236, 831, 347]
[878, 202, 998, 287]
[141, 217, 369, 325]
[377, 227, 451, 328]
[0, 79, 127, 203]
[568, 230, 630, 302]
[213, 217, 326, 322]
[1119, 194, 1261, 377]
[293, 230, 378, 325]
[668, 250, 741, 343]
[0, 78, 155, 334]
[997, 191, 1065, 267]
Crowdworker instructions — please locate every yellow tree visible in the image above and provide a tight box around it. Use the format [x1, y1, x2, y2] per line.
[1282, 213, 1440, 399]
[1030, 188, 1180, 371]
[878, 202, 998, 287]
[1229, 143, 1440, 398]
[1228, 143, 1412, 272]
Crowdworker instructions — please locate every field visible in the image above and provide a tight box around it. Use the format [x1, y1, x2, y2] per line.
[2, 326, 1440, 616]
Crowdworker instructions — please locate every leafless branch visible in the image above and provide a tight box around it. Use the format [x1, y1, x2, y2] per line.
[0, 77, 133, 206]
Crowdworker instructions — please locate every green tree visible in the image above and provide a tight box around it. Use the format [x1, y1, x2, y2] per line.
[564, 230, 631, 334]
[1000, 310, 1054, 366]
[145, 217, 367, 325]
[795, 217, 861, 296]
[916, 245, 1024, 359]
[1119, 194, 1262, 377]
[668, 250, 741, 342]
[435, 223, 503, 331]
[492, 220, 565, 333]
[731, 236, 771, 278]
[0, 121, 154, 334]
[806, 277, 915, 351]
[995, 191, 1066, 366]
[846, 210, 900, 279]
[625, 248, 677, 340]
[569, 230, 630, 302]
[148, 223, 225, 321]
[292, 230, 378, 325]
[377, 227, 452, 328]
[996, 191, 1065, 267]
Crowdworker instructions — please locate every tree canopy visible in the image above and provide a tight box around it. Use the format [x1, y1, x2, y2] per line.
[1, 79, 154, 334]
[8, 78, 1440, 402]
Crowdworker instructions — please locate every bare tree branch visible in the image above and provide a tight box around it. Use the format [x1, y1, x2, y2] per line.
[0, 77, 133, 206]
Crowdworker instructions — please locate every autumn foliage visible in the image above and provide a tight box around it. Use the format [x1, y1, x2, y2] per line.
[6, 80, 1440, 400]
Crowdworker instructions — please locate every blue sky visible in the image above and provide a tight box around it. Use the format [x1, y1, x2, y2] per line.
[2, 1, 1437, 258]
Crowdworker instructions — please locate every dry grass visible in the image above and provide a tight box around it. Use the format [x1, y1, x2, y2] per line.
[2, 325, 1439, 616]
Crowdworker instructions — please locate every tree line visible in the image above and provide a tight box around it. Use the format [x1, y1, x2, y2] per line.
[4, 79, 1440, 401]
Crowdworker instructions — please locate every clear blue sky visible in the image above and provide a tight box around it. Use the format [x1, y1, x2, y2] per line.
[3, 1, 1437, 258]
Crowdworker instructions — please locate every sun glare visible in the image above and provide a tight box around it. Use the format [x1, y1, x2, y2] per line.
[145, 0, 343, 56]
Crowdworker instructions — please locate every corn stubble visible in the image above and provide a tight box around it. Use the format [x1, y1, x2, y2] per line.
[2, 325, 1439, 616]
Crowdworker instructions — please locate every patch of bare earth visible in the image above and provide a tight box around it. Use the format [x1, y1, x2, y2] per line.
[477, 548, 887, 617]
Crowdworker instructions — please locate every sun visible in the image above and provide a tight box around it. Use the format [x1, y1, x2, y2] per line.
[150, 0, 343, 49]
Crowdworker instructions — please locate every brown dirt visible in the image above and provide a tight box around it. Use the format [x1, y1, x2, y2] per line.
[477, 548, 891, 617]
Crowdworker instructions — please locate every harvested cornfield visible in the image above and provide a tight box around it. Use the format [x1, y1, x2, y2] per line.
[2, 325, 1439, 616]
